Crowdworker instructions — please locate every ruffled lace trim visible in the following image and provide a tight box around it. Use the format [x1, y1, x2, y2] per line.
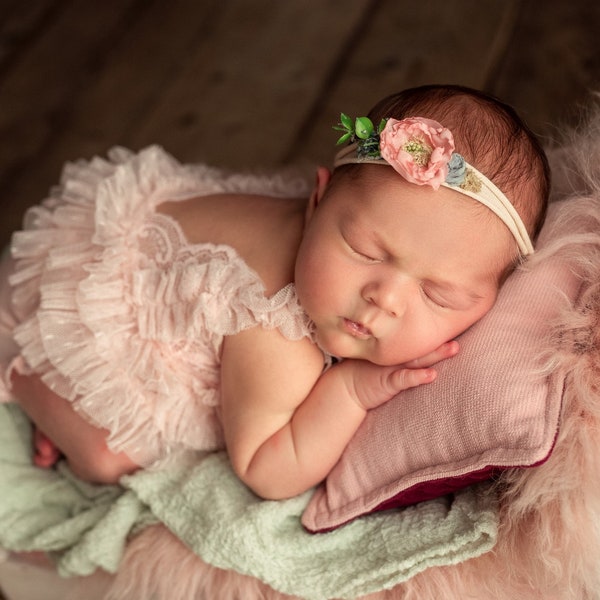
[9, 146, 313, 466]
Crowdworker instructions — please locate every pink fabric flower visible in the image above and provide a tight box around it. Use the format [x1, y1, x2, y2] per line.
[379, 117, 455, 189]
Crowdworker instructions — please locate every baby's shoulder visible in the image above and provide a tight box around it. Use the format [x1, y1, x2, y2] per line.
[157, 193, 306, 295]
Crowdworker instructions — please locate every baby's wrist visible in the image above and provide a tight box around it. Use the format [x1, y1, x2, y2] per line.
[333, 360, 371, 413]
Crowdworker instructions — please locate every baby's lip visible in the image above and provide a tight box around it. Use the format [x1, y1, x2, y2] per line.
[343, 318, 373, 339]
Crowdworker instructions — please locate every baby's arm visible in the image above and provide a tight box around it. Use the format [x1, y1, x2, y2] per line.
[221, 326, 456, 500]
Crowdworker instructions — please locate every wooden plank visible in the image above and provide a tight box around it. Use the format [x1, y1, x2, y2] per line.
[489, 0, 600, 142]
[292, 0, 518, 166]
[0, 0, 219, 245]
[0, 0, 61, 72]
[128, 0, 371, 169]
[26, 0, 225, 159]
[0, 0, 142, 181]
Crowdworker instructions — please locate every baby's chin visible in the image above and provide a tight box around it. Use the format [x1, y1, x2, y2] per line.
[316, 336, 411, 366]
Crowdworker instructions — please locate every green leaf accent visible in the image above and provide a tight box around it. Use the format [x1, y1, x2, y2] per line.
[354, 117, 374, 140]
[340, 113, 353, 130]
[333, 113, 384, 149]
[335, 131, 353, 145]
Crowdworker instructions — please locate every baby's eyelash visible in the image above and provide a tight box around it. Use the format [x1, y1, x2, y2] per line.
[349, 245, 379, 262]
[421, 286, 449, 308]
[342, 233, 382, 263]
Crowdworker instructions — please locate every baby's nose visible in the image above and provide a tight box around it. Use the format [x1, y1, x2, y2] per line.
[362, 279, 408, 317]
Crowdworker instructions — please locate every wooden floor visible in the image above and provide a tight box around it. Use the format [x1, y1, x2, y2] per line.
[2, 0, 600, 248]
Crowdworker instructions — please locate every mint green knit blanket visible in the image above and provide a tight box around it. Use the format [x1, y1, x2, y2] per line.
[0, 404, 498, 600]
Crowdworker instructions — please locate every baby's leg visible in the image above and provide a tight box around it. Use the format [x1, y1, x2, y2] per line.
[10, 371, 139, 484]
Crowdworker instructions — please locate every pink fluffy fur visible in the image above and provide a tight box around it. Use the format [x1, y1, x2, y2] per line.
[100, 126, 600, 600]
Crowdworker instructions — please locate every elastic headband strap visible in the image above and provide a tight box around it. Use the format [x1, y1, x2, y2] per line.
[441, 164, 533, 255]
[334, 141, 534, 256]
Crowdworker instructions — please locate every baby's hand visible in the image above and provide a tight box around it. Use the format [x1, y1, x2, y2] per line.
[344, 340, 459, 411]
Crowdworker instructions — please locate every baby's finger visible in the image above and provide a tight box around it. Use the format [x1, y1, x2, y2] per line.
[402, 340, 459, 369]
[386, 367, 437, 394]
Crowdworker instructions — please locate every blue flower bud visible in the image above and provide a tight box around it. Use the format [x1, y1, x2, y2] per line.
[445, 153, 466, 186]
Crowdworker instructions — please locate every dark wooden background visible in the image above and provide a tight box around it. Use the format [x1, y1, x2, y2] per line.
[2, 0, 600, 248]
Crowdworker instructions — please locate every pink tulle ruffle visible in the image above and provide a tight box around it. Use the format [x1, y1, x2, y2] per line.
[8, 146, 312, 467]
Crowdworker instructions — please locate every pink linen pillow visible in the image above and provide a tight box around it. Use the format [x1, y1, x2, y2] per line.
[302, 201, 583, 533]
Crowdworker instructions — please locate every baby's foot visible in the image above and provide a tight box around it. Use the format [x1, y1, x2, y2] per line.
[33, 428, 62, 468]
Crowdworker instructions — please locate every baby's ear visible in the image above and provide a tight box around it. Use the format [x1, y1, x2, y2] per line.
[306, 166, 331, 221]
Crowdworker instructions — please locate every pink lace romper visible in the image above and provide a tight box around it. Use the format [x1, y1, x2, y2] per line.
[0, 146, 313, 468]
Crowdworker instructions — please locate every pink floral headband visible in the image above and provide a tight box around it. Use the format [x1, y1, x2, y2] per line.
[333, 115, 534, 255]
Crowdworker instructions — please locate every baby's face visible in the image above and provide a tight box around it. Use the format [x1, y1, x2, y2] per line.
[294, 168, 514, 365]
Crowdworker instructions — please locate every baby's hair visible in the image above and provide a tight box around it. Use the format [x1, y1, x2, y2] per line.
[336, 84, 550, 242]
